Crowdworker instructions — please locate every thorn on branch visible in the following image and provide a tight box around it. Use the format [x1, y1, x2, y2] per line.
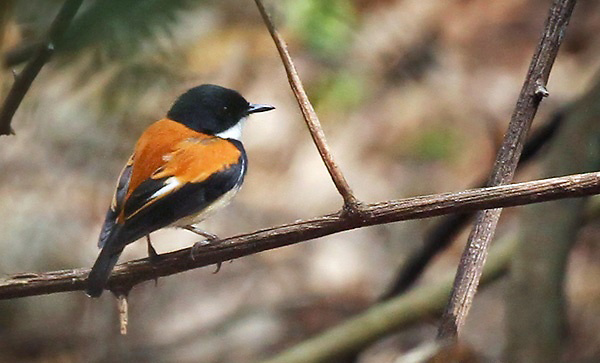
[535, 79, 550, 98]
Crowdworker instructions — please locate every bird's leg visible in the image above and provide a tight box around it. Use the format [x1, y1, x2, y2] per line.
[183, 225, 219, 242]
[184, 225, 222, 272]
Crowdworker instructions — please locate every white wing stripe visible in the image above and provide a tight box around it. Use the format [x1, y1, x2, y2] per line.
[150, 176, 181, 199]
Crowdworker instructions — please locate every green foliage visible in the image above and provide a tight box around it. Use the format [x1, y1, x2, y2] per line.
[312, 71, 365, 113]
[13, 0, 205, 62]
[285, 0, 356, 59]
[11, 0, 212, 116]
[58, 0, 201, 58]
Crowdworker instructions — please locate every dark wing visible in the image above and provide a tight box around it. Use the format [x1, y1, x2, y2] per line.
[98, 154, 133, 248]
[116, 137, 246, 245]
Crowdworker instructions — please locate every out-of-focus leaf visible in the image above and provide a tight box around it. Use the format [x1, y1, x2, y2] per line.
[285, 0, 356, 59]
[10, 0, 207, 64]
[313, 71, 366, 114]
[58, 0, 202, 58]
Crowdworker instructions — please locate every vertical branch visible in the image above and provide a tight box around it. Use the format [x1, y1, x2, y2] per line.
[438, 0, 577, 339]
[254, 0, 360, 212]
[0, 0, 83, 136]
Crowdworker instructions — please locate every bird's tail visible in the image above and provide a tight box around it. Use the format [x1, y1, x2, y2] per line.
[86, 229, 124, 297]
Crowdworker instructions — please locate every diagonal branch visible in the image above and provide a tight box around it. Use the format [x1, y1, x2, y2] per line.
[261, 235, 516, 363]
[438, 0, 577, 339]
[254, 0, 360, 212]
[1, 171, 599, 300]
[0, 0, 83, 136]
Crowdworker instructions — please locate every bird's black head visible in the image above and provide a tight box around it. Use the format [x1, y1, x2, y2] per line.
[167, 84, 274, 135]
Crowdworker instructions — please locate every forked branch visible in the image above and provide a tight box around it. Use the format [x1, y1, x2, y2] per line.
[254, 0, 360, 212]
[1, 171, 599, 300]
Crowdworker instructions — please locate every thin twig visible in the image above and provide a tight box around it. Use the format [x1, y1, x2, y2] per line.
[0, 0, 83, 136]
[1, 171, 599, 300]
[254, 0, 360, 212]
[438, 0, 577, 339]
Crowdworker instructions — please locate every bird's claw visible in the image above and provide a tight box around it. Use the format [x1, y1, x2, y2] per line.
[190, 236, 223, 274]
[185, 226, 222, 271]
[190, 236, 219, 260]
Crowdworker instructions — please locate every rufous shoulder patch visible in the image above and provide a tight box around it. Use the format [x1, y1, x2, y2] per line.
[151, 135, 241, 183]
[127, 119, 241, 198]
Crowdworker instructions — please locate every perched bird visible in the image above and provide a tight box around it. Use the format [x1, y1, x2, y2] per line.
[86, 84, 274, 297]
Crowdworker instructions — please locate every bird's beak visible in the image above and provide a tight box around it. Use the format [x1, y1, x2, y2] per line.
[247, 103, 275, 114]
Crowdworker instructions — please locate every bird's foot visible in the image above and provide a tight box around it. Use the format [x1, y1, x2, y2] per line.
[185, 226, 222, 273]
[183, 226, 220, 253]
[191, 239, 223, 274]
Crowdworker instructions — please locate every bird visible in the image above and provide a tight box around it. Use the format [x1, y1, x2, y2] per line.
[86, 84, 274, 297]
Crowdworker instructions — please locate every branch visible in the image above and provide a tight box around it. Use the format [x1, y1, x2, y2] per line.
[438, 0, 577, 339]
[1, 171, 599, 300]
[254, 0, 360, 212]
[260, 236, 516, 363]
[0, 0, 83, 136]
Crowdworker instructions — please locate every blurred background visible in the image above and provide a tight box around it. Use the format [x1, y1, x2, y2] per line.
[1, 0, 600, 362]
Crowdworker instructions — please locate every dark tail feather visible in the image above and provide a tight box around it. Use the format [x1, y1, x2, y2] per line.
[87, 230, 124, 297]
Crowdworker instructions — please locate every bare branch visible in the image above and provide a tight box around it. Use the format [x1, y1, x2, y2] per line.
[1, 171, 599, 300]
[0, 0, 83, 136]
[254, 0, 360, 212]
[438, 0, 577, 339]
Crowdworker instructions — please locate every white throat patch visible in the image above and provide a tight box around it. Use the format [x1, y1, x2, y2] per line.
[216, 117, 246, 141]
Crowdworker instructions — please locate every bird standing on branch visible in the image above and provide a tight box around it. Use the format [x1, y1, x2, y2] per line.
[87, 84, 274, 297]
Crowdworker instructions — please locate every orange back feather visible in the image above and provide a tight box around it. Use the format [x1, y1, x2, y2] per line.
[127, 119, 241, 199]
